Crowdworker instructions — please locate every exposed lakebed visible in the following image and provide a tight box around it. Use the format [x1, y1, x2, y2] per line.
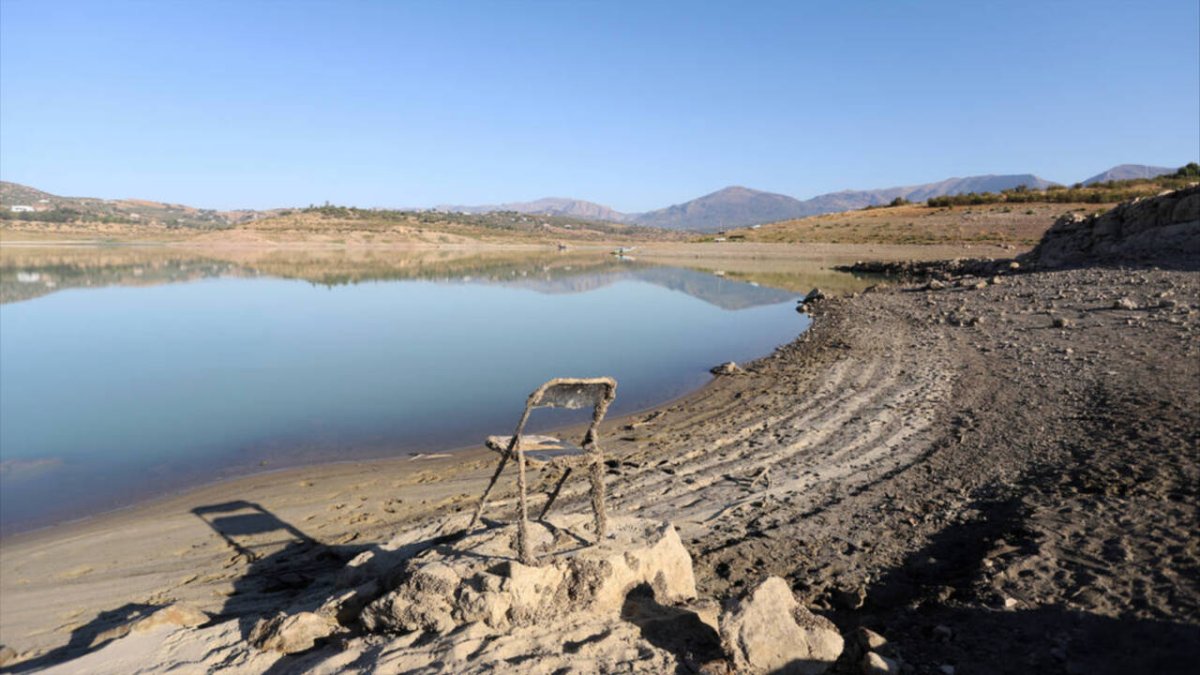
[0, 248, 868, 534]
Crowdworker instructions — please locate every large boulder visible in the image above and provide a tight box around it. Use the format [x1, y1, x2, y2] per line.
[719, 576, 844, 675]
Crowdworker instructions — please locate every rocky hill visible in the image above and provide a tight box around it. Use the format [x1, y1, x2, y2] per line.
[1082, 164, 1175, 185]
[629, 186, 809, 232]
[435, 197, 631, 223]
[0, 181, 265, 229]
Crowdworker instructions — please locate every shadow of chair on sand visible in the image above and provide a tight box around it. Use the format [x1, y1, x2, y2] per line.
[0, 602, 167, 673]
[191, 500, 369, 639]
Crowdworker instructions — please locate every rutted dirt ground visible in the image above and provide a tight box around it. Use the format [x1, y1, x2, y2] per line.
[482, 262, 1194, 673]
[2, 263, 1197, 673]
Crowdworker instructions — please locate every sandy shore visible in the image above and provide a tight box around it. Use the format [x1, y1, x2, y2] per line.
[1, 250, 1197, 672]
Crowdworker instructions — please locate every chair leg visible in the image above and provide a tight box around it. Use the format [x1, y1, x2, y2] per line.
[516, 449, 534, 565]
[538, 467, 572, 520]
[588, 452, 608, 541]
[469, 451, 510, 529]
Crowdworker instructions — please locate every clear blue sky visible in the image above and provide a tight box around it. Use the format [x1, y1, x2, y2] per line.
[1, 1, 1197, 211]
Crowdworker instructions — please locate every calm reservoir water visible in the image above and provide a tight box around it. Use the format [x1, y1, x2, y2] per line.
[0, 251, 817, 534]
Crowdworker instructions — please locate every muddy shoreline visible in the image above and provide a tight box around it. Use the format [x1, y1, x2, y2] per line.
[2, 257, 1197, 673]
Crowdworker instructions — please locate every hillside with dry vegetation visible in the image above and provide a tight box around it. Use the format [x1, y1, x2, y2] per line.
[718, 165, 1199, 246]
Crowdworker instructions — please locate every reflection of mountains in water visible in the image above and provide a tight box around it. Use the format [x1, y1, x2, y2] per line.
[493, 265, 797, 310]
[0, 258, 247, 304]
[1, 252, 795, 310]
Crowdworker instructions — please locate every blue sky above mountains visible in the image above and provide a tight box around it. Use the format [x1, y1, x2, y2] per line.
[1, 1, 1196, 211]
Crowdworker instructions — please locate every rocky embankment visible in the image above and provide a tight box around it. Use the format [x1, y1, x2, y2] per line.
[1028, 184, 1199, 268]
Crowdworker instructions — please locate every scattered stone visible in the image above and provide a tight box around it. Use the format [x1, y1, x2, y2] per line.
[831, 585, 866, 610]
[88, 602, 211, 646]
[804, 288, 827, 303]
[711, 361, 744, 376]
[862, 651, 900, 674]
[927, 279, 946, 290]
[318, 580, 382, 626]
[131, 603, 209, 633]
[719, 576, 843, 674]
[249, 611, 338, 654]
[858, 627, 888, 651]
[1114, 297, 1138, 310]
[1052, 317, 1074, 328]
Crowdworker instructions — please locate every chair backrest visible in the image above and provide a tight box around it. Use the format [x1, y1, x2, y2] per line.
[510, 377, 617, 448]
[528, 377, 616, 411]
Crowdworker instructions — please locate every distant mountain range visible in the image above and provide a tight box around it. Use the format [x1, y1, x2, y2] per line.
[3, 163, 1188, 233]
[1081, 164, 1175, 185]
[439, 164, 1175, 232]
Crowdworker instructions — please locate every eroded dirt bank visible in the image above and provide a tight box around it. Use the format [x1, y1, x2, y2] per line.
[1, 261, 1197, 673]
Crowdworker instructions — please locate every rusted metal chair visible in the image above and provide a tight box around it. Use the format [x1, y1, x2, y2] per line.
[469, 377, 617, 564]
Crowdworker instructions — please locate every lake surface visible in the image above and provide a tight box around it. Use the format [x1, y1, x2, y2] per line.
[0, 248, 850, 535]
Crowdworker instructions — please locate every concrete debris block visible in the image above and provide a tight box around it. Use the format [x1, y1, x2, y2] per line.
[249, 611, 338, 654]
[719, 576, 844, 674]
[359, 516, 697, 637]
[862, 651, 900, 674]
[361, 563, 460, 634]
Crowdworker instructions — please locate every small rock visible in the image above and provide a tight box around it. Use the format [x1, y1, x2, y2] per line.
[1008, 261, 1021, 270]
[933, 624, 954, 641]
[1114, 297, 1138, 310]
[928, 279, 946, 290]
[1003, 596, 1019, 609]
[0, 646, 17, 668]
[804, 288, 827, 303]
[940, 665, 956, 675]
[973, 281, 988, 290]
[249, 611, 338, 654]
[1052, 317, 1074, 328]
[720, 576, 844, 674]
[711, 361, 743, 376]
[831, 585, 865, 610]
[858, 627, 887, 650]
[131, 603, 209, 633]
[862, 651, 900, 675]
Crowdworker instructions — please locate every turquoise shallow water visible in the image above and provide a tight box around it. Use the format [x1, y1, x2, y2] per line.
[0, 258, 810, 534]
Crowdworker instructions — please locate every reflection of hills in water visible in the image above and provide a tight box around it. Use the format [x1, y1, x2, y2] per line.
[0, 256, 249, 304]
[494, 265, 796, 310]
[1, 249, 797, 310]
